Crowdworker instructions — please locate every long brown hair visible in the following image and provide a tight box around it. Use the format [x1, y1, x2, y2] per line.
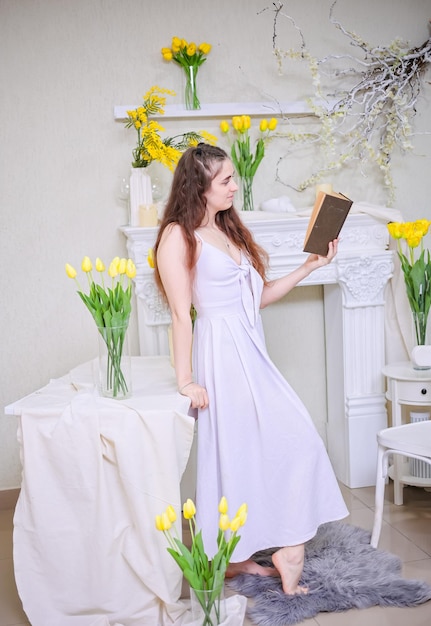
[153, 143, 269, 298]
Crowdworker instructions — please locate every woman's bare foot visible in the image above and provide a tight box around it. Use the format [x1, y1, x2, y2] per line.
[272, 545, 308, 595]
[225, 559, 278, 578]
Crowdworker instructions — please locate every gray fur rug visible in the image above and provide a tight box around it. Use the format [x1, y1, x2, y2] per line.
[227, 522, 431, 625]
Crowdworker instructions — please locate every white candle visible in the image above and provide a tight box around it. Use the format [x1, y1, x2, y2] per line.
[315, 183, 333, 199]
[139, 204, 158, 227]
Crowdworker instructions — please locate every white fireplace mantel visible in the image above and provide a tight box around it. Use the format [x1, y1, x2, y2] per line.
[121, 211, 393, 488]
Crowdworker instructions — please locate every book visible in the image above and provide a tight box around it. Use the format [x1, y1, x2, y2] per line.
[303, 191, 353, 256]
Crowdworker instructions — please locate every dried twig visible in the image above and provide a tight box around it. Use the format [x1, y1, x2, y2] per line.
[269, 0, 431, 205]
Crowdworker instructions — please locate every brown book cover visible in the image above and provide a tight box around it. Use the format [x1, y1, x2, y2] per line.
[303, 191, 353, 256]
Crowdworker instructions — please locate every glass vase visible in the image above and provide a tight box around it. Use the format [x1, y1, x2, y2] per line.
[411, 311, 431, 370]
[239, 175, 255, 211]
[190, 586, 226, 626]
[97, 322, 132, 399]
[184, 65, 200, 110]
[412, 311, 429, 346]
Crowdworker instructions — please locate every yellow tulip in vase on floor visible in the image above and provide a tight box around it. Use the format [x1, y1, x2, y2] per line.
[155, 497, 247, 626]
[65, 255, 137, 398]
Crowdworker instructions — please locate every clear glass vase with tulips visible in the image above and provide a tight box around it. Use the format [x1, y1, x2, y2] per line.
[65, 256, 137, 398]
[220, 115, 278, 211]
[161, 38, 211, 110]
[156, 497, 247, 626]
[387, 219, 431, 347]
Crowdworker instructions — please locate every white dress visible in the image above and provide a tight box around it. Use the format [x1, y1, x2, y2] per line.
[192, 235, 348, 561]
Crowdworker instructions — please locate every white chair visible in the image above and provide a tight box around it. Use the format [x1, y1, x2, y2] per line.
[370, 421, 431, 548]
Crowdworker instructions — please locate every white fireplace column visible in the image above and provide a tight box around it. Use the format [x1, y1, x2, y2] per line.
[121, 212, 394, 487]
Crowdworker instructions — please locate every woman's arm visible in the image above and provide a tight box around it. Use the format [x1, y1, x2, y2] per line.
[260, 240, 338, 309]
[157, 224, 209, 409]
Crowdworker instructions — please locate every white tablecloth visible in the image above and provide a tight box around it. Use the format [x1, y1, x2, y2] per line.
[7, 357, 199, 626]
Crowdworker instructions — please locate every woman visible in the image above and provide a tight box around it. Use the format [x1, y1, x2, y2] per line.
[154, 143, 348, 595]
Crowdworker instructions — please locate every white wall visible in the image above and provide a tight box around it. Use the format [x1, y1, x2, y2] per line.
[1, 0, 430, 489]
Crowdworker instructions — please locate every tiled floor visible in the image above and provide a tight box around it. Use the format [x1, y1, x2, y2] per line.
[1, 483, 430, 625]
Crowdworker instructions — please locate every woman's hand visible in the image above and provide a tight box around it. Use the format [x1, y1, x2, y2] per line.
[304, 239, 338, 271]
[179, 382, 209, 410]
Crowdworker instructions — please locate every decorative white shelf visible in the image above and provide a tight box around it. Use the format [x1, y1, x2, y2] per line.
[114, 100, 325, 121]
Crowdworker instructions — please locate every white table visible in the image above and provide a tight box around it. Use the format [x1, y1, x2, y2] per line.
[5, 357, 196, 626]
[382, 361, 431, 504]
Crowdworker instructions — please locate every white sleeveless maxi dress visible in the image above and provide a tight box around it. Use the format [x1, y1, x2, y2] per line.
[192, 234, 348, 561]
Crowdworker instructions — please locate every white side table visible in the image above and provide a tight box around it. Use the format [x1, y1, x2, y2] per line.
[382, 361, 431, 504]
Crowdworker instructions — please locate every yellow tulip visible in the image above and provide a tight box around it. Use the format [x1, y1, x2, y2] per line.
[242, 115, 251, 130]
[161, 512, 172, 531]
[219, 513, 230, 531]
[95, 257, 105, 272]
[162, 50, 173, 61]
[406, 234, 422, 248]
[218, 496, 228, 514]
[259, 119, 268, 132]
[235, 503, 247, 517]
[155, 515, 164, 531]
[171, 36, 181, 52]
[81, 256, 92, 273]
[414, 219, 431, 237]
[180, 39, 187, 49]
[147, 248, 155, 269]
[220, 120, 229, 134]
[166, 505, 177, 523]
[387, 222, 403, 239]
[268, 117, 278, 131]
[230, 516, 241, 532]
[183, 498, 196, 520]
[118, 258, 127, 274]
[126, 258, 136, 279]
[65, 263, 77, 279]
[199, 42, 211, 55]
[232, 115, 242, 131]
[186, 43, 197, 56]
[108, 259, 119, 278]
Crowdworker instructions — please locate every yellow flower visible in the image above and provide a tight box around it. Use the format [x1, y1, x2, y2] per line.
[166, 505, 177, 523]
[155, 515, 164, 531]
[118, 258, 127, 274]
[199, 42, 211, 55]
[230, 516, 241, 532]
[65, 263, 77, 279]
[161, 512, 172, 531]
[183, 498, 196, 520]
[81, 256, 92, 273]
[268, 117, 278, 131]
[186, 43, 197, 56]
[125, 258, 136, 279]
[125, 85, 212, 169]
[219, 513, 230, 531]
[218, 496, 228, 514]
[259, 119, 268, 132]
[95, 257, 105, 272]
[171, 36, 181, 52]
[387, 222, 403, 239]
[147, 248, 155, 268]
[161, 47, 173, 60]
[108, 258, 120, 278]
[220, 120, 229, 134]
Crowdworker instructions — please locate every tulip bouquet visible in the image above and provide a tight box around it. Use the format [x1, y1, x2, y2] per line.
[65, 256, 137, 398]
[387, 219, 431, 345]
[156, 497, 247, 626]
[220, 115, 278, 211]
[161, 38, 211, 110]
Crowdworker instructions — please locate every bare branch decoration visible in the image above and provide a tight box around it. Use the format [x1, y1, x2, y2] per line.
[268, 1, 431, 205]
